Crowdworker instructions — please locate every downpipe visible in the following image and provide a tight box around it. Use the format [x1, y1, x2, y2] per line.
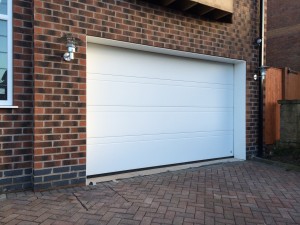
[257, 0, 266, 157]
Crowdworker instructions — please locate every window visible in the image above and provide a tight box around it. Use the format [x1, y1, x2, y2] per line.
[0, 0, 12, 106]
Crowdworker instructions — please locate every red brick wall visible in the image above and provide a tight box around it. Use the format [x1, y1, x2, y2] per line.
[1, 0, 262, 192]
[0, 0, 33, 192]
[32, 0, 87, 191]
[266, 0, 300, 71]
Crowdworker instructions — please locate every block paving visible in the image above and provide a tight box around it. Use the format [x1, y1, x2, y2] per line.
[0, 161, 299, 225]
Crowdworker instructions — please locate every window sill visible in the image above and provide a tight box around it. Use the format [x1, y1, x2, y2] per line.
[0, 106, 19, 109]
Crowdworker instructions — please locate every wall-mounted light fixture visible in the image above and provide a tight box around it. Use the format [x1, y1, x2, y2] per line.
[254, 37, 262, 47]
[254, 66, 270, 80]
[64, 40, 76, 62]
[259, 66, 269, 77]
[63, 35, 76, 62]
[59, 33, 83, 62]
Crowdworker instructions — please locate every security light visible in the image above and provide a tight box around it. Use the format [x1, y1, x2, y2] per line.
[59, 33, 83, 62]
[253, 66, 270, 80]
[258, 66, 269, 77]
[255, 37, 262, 47]
[64, 42, 76, 61]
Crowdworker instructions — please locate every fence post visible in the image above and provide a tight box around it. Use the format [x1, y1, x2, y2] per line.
[282, 67, 288, 100]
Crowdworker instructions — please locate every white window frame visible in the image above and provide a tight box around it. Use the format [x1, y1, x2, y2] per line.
[0, 0, 13, 107]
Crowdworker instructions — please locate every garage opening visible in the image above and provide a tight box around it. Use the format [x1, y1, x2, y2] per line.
[86, 38, 246, 176]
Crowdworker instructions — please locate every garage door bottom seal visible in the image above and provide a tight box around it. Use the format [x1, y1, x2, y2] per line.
[87, 157, 240, 185]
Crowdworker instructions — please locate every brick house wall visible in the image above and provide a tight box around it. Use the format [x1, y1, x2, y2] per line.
[266, 0, 300, 71]
[0, 0, 33, 192]
[0, 0, 263, 192]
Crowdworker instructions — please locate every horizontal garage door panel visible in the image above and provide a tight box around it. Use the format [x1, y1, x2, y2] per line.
[87, 133, 233, 175]
[88, 74, 233, 108]
[87, 43, 234, 176]
[88, 111, 233, 138]
[88, 44, 233, 85]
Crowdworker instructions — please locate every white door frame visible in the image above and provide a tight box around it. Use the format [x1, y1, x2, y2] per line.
[87, 36, 246, 160]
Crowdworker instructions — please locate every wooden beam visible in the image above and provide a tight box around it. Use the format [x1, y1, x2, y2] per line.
[210, 10, 231, 20]
[170, 0, 198, 11]
[161, 0, 176, 6]
[194, 5, 215, 16]
[183, 2, 198, 11]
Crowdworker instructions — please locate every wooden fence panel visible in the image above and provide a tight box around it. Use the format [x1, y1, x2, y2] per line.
[264, 68, 282, 145]
[283, 68, 300, 100]
[264, 67, 300, 145]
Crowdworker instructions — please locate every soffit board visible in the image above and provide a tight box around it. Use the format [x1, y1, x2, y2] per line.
[192, 0, 233, 13]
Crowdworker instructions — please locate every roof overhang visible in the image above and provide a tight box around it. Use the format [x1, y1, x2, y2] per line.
[146, 0, 233, 23]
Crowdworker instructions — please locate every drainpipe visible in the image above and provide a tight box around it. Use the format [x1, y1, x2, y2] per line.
[257, 0, 265, 157]
[260, 0, 265, 67]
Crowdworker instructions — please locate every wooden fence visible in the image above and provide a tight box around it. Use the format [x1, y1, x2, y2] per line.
[264, 67, 300, 145]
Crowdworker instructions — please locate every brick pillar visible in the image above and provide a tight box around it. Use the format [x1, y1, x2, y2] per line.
[32, 1, 86, 191]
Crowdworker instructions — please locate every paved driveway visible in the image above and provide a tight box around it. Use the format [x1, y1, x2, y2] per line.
[0, 161, 300, 225]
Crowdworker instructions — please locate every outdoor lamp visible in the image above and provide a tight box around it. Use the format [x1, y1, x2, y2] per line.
[59, 33, 83, 62]
[254, 37, 262, 47]
[254, 66, 270, 80]
[259, 66, 269, 77]
[63, 40, 76, 61]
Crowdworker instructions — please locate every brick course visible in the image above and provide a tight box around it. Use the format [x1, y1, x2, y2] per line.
[1, 0, 264, 192]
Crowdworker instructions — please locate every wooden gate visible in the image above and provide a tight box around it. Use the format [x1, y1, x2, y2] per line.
[264, 67, 300, 145]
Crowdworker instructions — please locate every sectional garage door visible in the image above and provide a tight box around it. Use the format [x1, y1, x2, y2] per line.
[87, 43, 235, 176]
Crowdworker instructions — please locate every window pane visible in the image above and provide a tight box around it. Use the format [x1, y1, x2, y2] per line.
[0, 52, 7, 69]
[0, 0, 7, 15]
[0, 68, 7, 100]
[0, 2, 8, 101]
[0, 36, 7, 52]
[0, 20, 7, 35]
[0, 20, 7, 53]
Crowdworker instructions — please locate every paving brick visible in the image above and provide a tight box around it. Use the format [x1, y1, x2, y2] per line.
[107, 218, 121, 225]
[140, 216, 152, 225]
[4, 219, 22, 225]
[18, 221, 39, 225]
[35, 213, 53, 223]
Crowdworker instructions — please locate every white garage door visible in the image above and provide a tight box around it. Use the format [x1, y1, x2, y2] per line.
[87, 43, 234, 176]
